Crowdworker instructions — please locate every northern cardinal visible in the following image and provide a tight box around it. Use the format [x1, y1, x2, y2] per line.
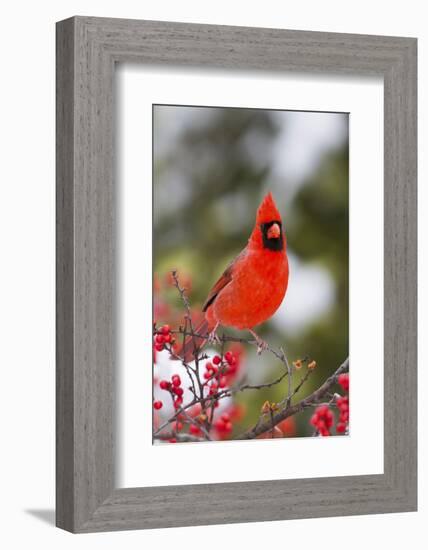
[177, 192, 289, 362]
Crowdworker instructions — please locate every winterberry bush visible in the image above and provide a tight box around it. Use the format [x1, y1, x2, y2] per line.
[153, 271, 349, 443]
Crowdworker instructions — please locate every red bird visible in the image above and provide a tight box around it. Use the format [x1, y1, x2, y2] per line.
[179, 192, 289, 362]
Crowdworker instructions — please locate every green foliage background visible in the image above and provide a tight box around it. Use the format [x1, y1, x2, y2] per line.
[154, 105, 349, 437]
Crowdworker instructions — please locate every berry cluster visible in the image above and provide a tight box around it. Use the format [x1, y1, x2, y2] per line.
[310, 405, 334, 436]
[189, 422, 203, 436]
[214, 412, 233, 437]
[336, 373, 349, 433]
[309, 372, 350, 436]
[153, 324, 173, 352]
[338, 372, 349, 392]
[158, 373, 184, 410]
[335, 396, 349, 433]
[204, 349, 240, 397]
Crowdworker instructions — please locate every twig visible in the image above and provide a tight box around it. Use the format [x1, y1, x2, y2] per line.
[171, 269, 201, 367]
[280, 346, 292, 407]
[153, 399, 198, 436]
[165, 342, 198, 398]
[214, 368, 290, 400]
[239, 357, 349, 439]
[154, 272, 348, 444]
[174, 327, 290, 367]
[171, 269, 192, 317]
[179, 407, 212, 441]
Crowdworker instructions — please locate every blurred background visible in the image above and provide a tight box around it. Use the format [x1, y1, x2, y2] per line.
[153, 104, 349, 439]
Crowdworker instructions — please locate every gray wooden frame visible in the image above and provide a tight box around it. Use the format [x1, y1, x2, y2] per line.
[56, 16, 417, 533]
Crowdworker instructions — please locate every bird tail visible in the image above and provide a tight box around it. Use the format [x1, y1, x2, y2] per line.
[172, 319, 212, 363]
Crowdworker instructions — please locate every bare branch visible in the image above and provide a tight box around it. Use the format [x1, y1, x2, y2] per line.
[154, 272, 349, 444]
[171, 269, 192, 317]
[239, 357, 349, 439]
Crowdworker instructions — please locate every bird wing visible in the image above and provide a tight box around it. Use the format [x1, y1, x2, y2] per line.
[202, 249, 246, 312]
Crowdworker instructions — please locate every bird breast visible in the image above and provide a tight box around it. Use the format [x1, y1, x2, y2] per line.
[212, 250, 289, 330]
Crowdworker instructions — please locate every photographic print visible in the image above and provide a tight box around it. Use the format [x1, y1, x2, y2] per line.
[54, 18, 417, 532]
[152, 104, 349, 444]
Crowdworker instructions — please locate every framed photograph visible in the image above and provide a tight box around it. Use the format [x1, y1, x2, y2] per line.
[56, 16, 417, 532]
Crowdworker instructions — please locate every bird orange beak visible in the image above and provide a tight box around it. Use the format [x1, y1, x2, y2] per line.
[267, 223, 281, 239]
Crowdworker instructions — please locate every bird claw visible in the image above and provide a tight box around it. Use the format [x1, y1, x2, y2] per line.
[256, 339, 268, 355]
[249, 329, 268, 355]
[207, 327, 221, 345]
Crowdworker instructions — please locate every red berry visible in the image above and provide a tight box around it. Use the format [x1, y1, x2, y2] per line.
[212, 355, 221, 365]
[171, 374, 181, 387]
[317, 405, 329, 416]
[214, 417, 233, 434]
[168, 438, 177, 443]
[214, 419, 224, 431]
[317, 419, 326, 431]
[203, 371, 211, 380]
[159, 380, 170, 390]
[175, 421, 183, 431]
[310, 414, 319, 426]
[163, 333, 172, 343]
[153, 400, 163, 410]
[219, 376, 227, 388]
[224, 421, 233, 433]
[227, 364, 236, 375]
[155, 334, 165, 344]
[336, 422, 346, 433]
[224, 351, 233, 363]
[209, 381, 218, 396]
[161, 325, 170, 335]
[173, 397, 183, 409]
[189, 424, 201, 435]
[154, 343, 164, 352]
[173, 386, 184, 397]
[339, 403, 349, 414]
[338, 373, 349, 392]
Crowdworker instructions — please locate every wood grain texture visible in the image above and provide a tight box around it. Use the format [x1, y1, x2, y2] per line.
[56, 18, 75, 532]
[56, 16, 417, 532]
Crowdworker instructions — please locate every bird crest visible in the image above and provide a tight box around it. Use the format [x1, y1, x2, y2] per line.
[256, 192, 282, 224]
